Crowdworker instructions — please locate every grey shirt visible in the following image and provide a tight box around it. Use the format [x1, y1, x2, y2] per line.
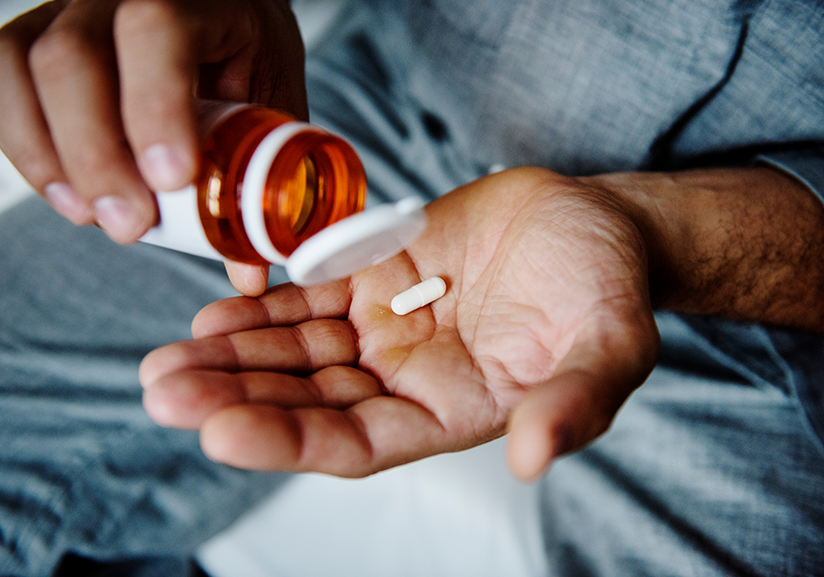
[367, 0, 824, 185]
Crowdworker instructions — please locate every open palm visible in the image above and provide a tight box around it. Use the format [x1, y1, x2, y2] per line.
[140, 168, 660, 481]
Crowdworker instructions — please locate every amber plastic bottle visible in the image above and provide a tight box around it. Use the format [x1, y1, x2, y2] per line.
[141, 101, 367, 265]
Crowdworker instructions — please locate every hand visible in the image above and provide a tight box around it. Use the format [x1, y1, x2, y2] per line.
[0, 0, 306, 248]
[139, 167, 661, 482]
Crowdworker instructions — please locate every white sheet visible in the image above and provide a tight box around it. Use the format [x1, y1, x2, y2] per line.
[197, 437, 547, 577]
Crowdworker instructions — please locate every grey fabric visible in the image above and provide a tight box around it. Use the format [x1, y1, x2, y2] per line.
[541, 312, 824, 576]
[360, 0, 824, 175]
[0, 199, 290, 576]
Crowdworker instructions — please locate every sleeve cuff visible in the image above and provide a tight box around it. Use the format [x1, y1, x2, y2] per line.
[755, 144, 824, 205]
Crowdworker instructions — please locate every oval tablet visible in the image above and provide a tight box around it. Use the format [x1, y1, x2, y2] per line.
[391, 277, 447, 315]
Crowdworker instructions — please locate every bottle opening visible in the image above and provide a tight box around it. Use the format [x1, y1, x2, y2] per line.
[264, 132, 366, 256]
[193, 105, 367, 265]
[280, 154, 319, 236]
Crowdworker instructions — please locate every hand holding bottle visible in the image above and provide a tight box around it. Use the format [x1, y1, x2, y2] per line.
[0, 0, 307, 246]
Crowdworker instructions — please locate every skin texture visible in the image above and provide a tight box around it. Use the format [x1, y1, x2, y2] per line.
[2, 2, 823, 482]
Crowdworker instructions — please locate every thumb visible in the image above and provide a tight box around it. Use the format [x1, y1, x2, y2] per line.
[506, 317, 659, 483]
[225, 261, 270, 297]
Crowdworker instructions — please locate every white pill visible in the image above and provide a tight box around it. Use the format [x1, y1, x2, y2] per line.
[391, 277, 447, 315]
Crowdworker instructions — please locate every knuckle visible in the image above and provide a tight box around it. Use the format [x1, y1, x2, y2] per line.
[123, 90, 185, 131]
[29, 27, 89, 80]
[115, 0, 178, 37]
[62, 144, 137, 201]
[9, 146, 59, 191]
[71, 145, 119, 181]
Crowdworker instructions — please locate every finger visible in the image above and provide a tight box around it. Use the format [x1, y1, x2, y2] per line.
[139, 319, 360, 386]
[200, 395, 448, 476]
[143, 365, 382, 429]
[198, 269, 490, 476]
[191, 280, 351, 338]
[0, 1, 90, 222]
[506, 314, 659, 483]
[29, 0, 156, 242]
[224, 261, 270, 297]
[114, 0, 256, 192]
[114, 0, 198, 192]
[192, 0, 308, 119]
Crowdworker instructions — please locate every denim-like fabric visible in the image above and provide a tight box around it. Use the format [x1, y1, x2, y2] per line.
[0, 200, 291, 576]
[361, 0, 824, 175]
[1, 0, 823, 575]
[540, 313, 824, 576]
[758, 146, 824, 205]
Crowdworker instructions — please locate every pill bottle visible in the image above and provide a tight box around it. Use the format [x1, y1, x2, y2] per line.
[141, 100, 427, 286]
[141, 100, 367, 266]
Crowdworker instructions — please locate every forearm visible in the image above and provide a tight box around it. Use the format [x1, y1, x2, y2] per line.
[587, 166, 824, 333]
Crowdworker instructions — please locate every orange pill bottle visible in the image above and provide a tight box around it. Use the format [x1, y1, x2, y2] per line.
[141, 100, 367, 266]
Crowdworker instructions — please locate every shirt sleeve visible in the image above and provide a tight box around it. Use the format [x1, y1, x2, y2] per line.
[755, 143, 824, 458]
[755, 144, 824, 205]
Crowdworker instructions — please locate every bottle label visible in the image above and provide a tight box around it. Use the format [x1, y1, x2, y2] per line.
[140, 185, 225, 261]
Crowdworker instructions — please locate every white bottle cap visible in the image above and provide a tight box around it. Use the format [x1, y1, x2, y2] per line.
[286, 196, 427, 286]
[240, 121, 320, 265]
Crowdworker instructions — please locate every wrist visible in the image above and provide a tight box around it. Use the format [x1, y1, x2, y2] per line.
[582, 167, 824, 332]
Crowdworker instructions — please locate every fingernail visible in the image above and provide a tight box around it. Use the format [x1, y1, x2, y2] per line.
[44, 182, 88, 223]
[94, 196, 142, 241]
[141, 144, 189, 191]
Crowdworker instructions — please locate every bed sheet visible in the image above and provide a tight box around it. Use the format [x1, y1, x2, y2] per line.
[197, 437, 547, 577]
